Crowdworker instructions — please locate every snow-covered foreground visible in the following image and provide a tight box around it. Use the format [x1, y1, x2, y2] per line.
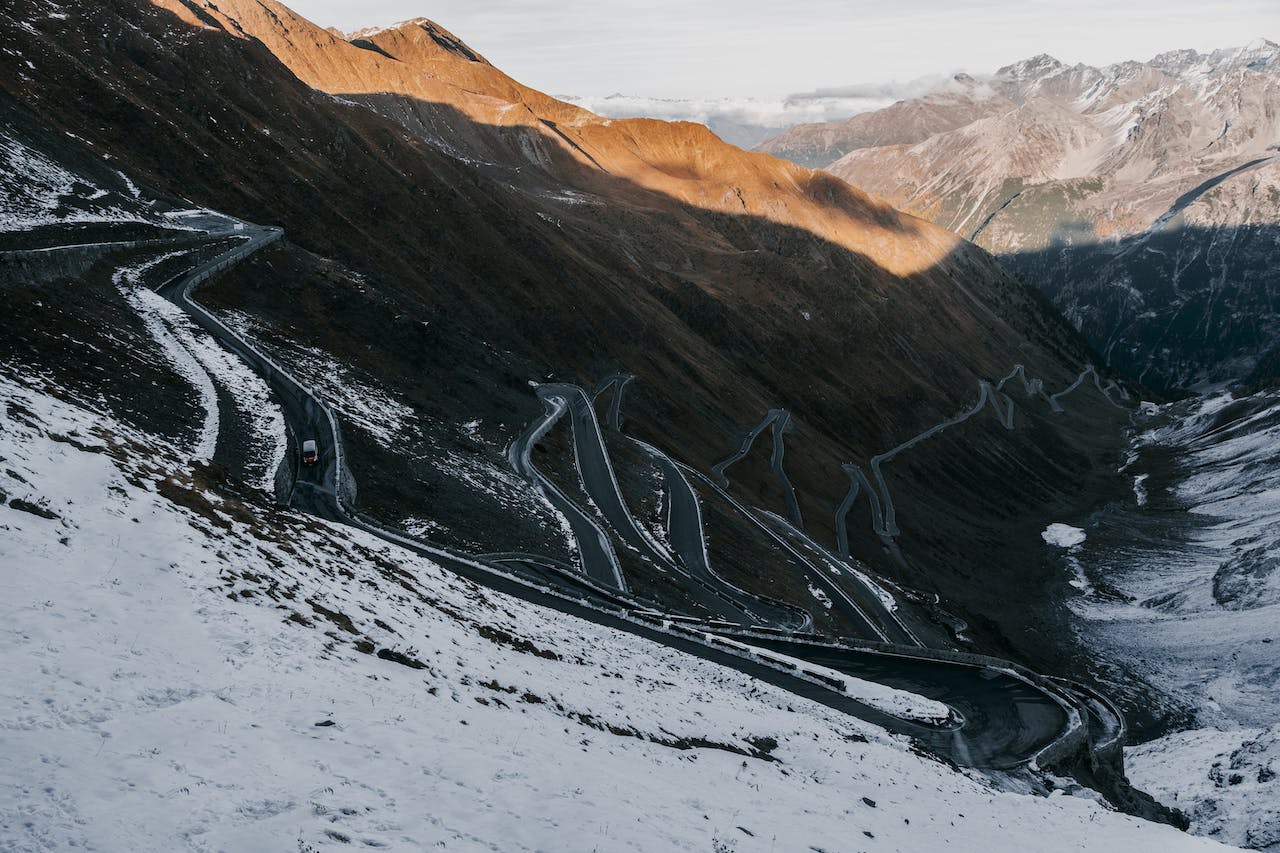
[0, 373, 1230, 851]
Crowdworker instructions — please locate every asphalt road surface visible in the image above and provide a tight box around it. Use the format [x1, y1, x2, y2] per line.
[741, 635, 1071, 769]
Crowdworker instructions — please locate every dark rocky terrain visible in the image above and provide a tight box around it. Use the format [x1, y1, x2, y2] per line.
[2, 0, 1134, 684]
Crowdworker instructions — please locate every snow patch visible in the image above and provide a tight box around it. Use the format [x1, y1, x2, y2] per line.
[116, 263, 287, 490]
[1042, 524, 1092, 593]
[1133, 473, 1149, 507]
[116, 257, 219, 460]
[1042, 523, 1087, 549]
[0, 132, 158, 232]
[278, 342, 413, 446]
[806, 582, 833, 610]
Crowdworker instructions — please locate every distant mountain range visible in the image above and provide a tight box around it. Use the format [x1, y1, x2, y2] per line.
[760, 42, 1280, 391]
[559, 85, 935, 150]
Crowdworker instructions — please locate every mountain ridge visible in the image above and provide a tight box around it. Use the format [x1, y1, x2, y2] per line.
[758, 42, 1280, 390]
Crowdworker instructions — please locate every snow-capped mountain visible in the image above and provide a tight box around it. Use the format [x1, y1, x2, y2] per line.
[762, 42, 1280, 391]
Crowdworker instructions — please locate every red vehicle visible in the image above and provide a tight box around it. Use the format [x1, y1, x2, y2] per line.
[301, 439, 318, 466]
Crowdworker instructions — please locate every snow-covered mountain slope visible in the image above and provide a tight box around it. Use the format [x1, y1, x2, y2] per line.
[780, 42, 1280, 391]
[823, 42, 1280, 242]
[0, 130, 144, 232]
[0, 372, 1230, 852]
[1048, 390, 1280, 849]
[1129, 727, 1280, 850]
[1066, 391, 1280, 729]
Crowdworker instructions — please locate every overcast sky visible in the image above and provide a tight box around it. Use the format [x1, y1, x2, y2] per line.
[288, 0, 1278, 99]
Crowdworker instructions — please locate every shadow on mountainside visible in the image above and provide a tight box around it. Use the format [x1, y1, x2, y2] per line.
[0, 0, 1162, 724]
[1003, 223, 1280, 395]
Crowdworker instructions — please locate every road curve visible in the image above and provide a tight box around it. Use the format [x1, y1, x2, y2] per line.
[625, 433, 815, 632]
[533, 383, 772, 625]
[682, 463, 891, 641]
[507, 390, 628, 590]
[728, 632, 1074, 770]
[591, 373, 633, 431]
[756, 508, 920, 646]
[835, 363, 1128, 553]
[711, 408, 804, 528]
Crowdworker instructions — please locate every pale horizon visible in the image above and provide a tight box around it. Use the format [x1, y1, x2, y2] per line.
[285, 0, 1279, 102]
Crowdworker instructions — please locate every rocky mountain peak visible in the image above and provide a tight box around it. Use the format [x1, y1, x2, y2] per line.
[347, 17, 490, 65]
[345, 17, 432, 39]
[1149, 40, 1280, 79]
[1147, 47, 1205, 76]
[997, 53, 1066, 81]
[1227, 37, 1280, 71]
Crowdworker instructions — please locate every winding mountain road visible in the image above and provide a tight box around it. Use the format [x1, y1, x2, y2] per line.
[834, 362, 1127, 553]
[111, 223, 1118, 773]
[736, 633, 1074, 770]
[514, 383, 811, 628]
[625, 433, 814, 632]
[712, 408, 804, 528]
[507, 389, 628, 590]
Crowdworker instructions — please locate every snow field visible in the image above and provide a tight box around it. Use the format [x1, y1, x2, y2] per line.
[1070, 391, 1280, 848]
[0, 373, 1231, 852]
[1128, 727, 1280, 849]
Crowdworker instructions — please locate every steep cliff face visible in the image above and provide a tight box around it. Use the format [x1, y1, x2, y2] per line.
[2, 0, 1128, 661]
[761, 44, 1280, 390]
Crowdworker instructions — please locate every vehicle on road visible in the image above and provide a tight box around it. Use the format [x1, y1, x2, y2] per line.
[301, 439, 318, 466]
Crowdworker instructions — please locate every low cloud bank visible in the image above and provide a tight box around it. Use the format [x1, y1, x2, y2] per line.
[561, 75, 963, 147]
